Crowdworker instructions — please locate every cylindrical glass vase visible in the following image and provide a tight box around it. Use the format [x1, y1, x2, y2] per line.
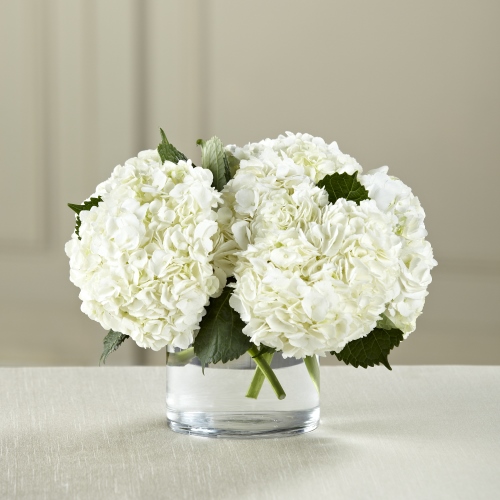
[166, 350, 320, 438]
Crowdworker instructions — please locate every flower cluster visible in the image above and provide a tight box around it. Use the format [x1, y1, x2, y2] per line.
[220, 133, 436, 357]
[214, 149, 328, 279]
[227, 132, 362, 184]
[230, 199, 401, 357]
[360, 167, 437, 335]
[65, 150, 222, 350]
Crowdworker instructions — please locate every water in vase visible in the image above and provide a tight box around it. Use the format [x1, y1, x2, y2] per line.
[166, 352, 320, 438]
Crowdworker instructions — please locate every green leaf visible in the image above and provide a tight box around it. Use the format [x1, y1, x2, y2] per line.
[67, 196, 103, 239]
[317, 172, 370, 205]
[376, 314, 397, 331]
[100, 329, 129, 365]
[225, 151, 240, 179]
[197, 136, 230, 191]
[332, 327, 404, 370]
[157, 128, 188, 164]
[193, 287, 251, 371]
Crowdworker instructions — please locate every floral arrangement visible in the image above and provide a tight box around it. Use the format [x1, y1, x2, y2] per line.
[66, 131, 436, 399]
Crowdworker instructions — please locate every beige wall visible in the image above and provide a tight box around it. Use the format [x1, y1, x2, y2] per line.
[1, 0, 498, 366]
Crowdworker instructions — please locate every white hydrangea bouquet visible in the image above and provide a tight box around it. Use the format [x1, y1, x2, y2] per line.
[66, 131, 436, 401]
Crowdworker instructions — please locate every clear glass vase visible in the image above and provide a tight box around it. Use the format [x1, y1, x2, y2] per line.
[166, 350, 320, 438]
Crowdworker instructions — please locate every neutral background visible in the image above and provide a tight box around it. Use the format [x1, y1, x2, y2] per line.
[1, 0, 498, 366]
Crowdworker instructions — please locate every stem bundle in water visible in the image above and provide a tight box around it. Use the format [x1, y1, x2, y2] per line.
[304, 355, 320, 393]
[245, 352, 274, 399]
[246, 346, 286, 400]
[167, 346, 195, 366]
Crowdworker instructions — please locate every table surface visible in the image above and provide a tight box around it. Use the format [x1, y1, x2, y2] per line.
[1, 366, 499, 500]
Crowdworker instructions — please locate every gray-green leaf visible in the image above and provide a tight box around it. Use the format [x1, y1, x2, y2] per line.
[100, 330, 129, 365]
[332, 327, 404, 370]
[225, 151, 240, 179]
[193, 287, 251, 371]
[67, 196, 103, 239]
[157, 128, 188, 164]
[197, 136, 230, 191]
[317, 172, 369, 205]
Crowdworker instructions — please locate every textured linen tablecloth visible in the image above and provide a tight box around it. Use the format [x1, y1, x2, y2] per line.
[1, 366, 499, 500]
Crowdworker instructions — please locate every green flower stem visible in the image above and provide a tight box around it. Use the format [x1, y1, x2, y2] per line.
[304, 355, 320, 394]
[245, 352, 274, 399]
[167, 346, 195, 366]
[247, 347, 286, 400]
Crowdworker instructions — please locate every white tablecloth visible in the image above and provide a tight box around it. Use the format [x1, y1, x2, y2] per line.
[1, 366, 499, 499]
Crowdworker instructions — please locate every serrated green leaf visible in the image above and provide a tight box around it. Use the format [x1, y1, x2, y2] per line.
[193, 287, 251, 371]
[157, 128, 188, 164]
[197, 136, 230, 191]
[68, 196, 102, 215]
[100, 329, 129, 365]
[67, 196, 103, 239]
[317, 172, 369, 205]
[332, 327, 404, 370]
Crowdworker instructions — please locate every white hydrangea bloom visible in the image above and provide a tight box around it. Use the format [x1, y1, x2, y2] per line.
[65, 150, 222, 351]
[230, 199, 401, 358]
[213, 151, 328, 280]
[226, 131, 362, 184]
[360, 167, 437, 336]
